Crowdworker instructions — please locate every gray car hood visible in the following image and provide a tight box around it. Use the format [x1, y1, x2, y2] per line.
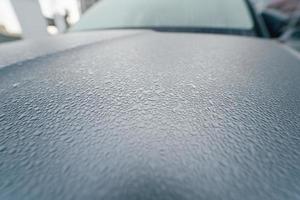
[0, 31, 299, 200]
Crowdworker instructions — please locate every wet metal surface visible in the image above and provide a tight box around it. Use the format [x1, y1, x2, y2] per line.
[0, 32, 299, 200]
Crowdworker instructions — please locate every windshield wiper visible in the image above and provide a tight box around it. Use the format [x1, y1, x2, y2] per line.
[74, 26, 256, 36]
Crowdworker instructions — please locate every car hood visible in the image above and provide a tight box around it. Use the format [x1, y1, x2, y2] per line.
[0, 31, 299, 200]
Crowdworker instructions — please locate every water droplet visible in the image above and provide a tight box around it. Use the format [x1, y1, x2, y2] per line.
[0, 145, 7, 152]
[61, 135, 74, 144]
[63, 165, 70, 173]
[18, 113, 26, 120]
[35, 160, 42, 166]
[187, 83, 196, 89]
[155, 88, 165, 94]
[4, 125, 12, 130]
[149, 95, 159, 101]
[274, 126, 280, 132]
[12, 83, 20, 88]
[104, 80, 112, 84]
[173, 103, 183, 113]
[33, 130, 42, 136]
[0, 114, 5, 122]
[74, 125, 83, 131]
[8, 148, 17, 154]
[2, 179, 12, 188]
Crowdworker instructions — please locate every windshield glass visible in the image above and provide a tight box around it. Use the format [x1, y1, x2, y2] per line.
[71, 0, 254, 34]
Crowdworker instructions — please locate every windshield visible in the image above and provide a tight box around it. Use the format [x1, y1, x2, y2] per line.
[71, 0, 255, 35]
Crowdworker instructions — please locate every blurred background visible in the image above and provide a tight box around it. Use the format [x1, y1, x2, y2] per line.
[0, 0, 100, 42]
[0, 0, 299, 49]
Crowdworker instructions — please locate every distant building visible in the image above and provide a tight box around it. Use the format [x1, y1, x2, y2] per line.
[79, 0, 100, 14]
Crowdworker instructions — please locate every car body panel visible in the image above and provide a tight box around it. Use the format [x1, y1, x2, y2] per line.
[0, 31, 299, 200]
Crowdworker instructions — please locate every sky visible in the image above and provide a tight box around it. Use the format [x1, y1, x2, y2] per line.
[0, 0, 80, 34]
